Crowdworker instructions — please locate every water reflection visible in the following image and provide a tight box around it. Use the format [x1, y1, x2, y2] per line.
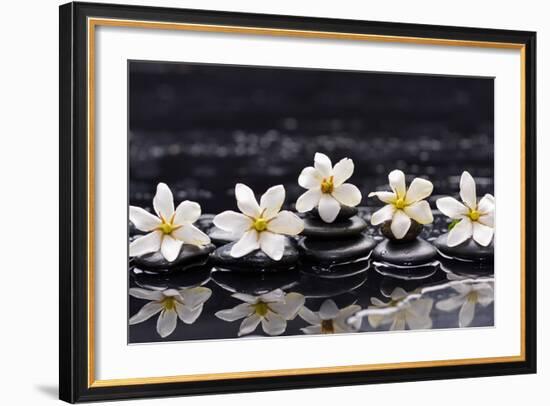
[128, 210, 494, 343]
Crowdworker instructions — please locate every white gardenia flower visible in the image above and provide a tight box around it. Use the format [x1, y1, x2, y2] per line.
[368, 170, 434, 239]
[436, 171, 494, 247]
[367, 288, 433, 331]
[299, 299, 361, 334]
[129, 183, 211, 262]
[215, 289, 305, 336]
[436, 282, 494, 328]
[295, 152, 362, 223]
[129, 286, 212, 338]
[213, 184, 304, 261]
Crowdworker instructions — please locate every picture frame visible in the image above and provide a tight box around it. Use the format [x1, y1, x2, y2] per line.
[59, 1, 537, 403]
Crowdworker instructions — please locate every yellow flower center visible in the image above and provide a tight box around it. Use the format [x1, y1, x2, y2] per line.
[321, 176, 334, 194]
[469, 209, 481, 221]
[394, 197, 406, 209]
[254, 302, 270, 317]
[253, 217, 268, 232]
[157, 215, 180, 235]
[321, 319, 335, 334]
[162, 297, 176, 310]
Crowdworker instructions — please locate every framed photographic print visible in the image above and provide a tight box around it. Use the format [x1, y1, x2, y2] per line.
[59, 1, 537, 403]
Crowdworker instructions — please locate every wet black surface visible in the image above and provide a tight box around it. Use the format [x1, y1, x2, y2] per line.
[128, 61, 494, 344]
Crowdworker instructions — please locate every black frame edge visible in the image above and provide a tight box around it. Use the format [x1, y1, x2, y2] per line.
[59, 1, 537, 403]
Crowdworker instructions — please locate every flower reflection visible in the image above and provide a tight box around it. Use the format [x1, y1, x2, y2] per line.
[299, 299, 361, 334]
[129, 183, 211, 262]
[436, 282, 494, 327]
[215, 289, 304, 336]
[129, 286, 212, 338]
[367, 287, 433, 331]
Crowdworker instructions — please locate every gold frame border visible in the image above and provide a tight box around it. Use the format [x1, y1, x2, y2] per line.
[87, 17, 527, 388]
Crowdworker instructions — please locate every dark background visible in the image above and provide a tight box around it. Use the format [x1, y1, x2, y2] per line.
[129, 60, 494, 215]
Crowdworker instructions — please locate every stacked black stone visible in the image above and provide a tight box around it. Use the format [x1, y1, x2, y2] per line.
[297, 205, 377, 264]
[371, 219, 439, 276]
[434, 235, 494, 276]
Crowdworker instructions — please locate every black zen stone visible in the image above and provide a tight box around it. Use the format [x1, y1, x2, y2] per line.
[301, 215, 368, 239]
[381, 219, 423, 242]
[372, 238, 437, 266]
[434, 234, 494, 262]
[298, 234, 377, 263]
[210, 238, 299, 271]
[208, 226, 237, 247]
[133, 243, 216, 270]
[308, 205, 358, 221]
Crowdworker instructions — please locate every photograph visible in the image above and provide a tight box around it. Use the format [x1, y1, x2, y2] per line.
[127, 61, 495, 343]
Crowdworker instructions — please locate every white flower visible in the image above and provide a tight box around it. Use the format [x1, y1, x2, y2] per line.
[299, 299, 361, 334]
[295, 153, 362, 223]
[129, 286, 212, 338]
[367, 288, 433, 331]
[129, 183, 211, 262]
[368, 170, 434, 239]
[436, 282, 494, 327]
[213, 184, 304, 261]
[215, 289, 305, 336]
[436, 171, 494, 247]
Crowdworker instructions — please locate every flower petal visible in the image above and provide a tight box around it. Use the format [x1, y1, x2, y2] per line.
[261, 312, 287, 336]
[235, 183, 261, 218]
[129, 230, 162, 257]
[129, 288, 164, 301]
[298, 307, 322, 325]
[129, 301, 164, 325]
[391, 287, 408, 301]
[153, 182, 175, 220]
[314, 152, 333, 178]
[259, 231, 286, 261]
[436, 295, 465, 312]
[408, 298, 434, 320]
[215, 303, 253, 321]
[298, 166, 322, 189]
[160, 234, 183, 262]
[238, 313, 261, 336]
[390, 315, 407, 331]
[403, 201, 433, 224]
[447, 217, 473, 247]
[388, 169, 406, 198]
[260, 185, 285, 220]
[269, 292, 305, 320]
[478, 194, 495, 213]
[232, 293, 259, 304]
[129, 206, 161, 232]
[175, 302, 203, 324]
[180, 287, 212, 308]
[370, 204, 396, 225]
[230, 229, 260, 258]
[460, 171, 477, 210]
[458, 300, 476, 328]
[473, 221, 494, 246]
[334, 305, 361, 331]
[171, 224, 211, 247]
[391, 210, 411, 239]
[319, 299, 339, 320]
[156, 309, 178, 337]
[213, 211, 253, 236]
[406, 314, 433, 330]
[368, 191, 396, 204]
[331, 183, 362, 207]
[295, 188, 322, 213]
[475, 283, 495, 306]
[259, 289, 285, 303]
[267, 211, 304, 236]
[478, 212, 494, 228]
[405, 177, 433, 203]
[301, 325, 322, 334]
[332, 158, 354, 187]
[318, 194, 341, 223]
[173, 200, 201, 225]
[436, 197, 469, 219]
